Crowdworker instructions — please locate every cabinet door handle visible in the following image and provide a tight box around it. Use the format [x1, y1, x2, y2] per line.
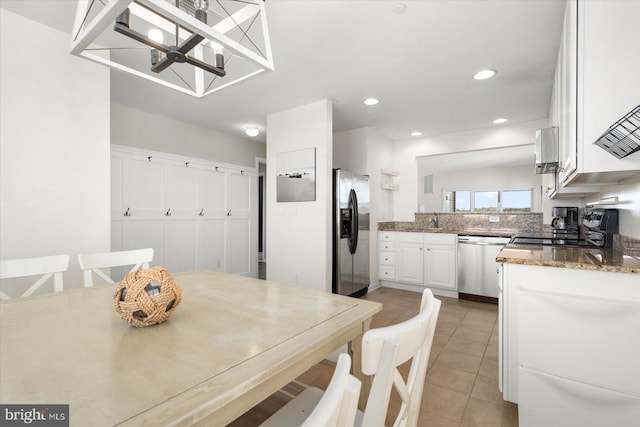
[227, 210, 232, 216]
[198, 209, 205, 216]
[123, 207, 131, 217]
[165, 209, 172, 217]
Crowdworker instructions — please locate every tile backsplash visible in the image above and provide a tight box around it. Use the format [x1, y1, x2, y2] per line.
[414, 212, 546, 235]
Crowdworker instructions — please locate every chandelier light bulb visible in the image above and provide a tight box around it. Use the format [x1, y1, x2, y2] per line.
[147, 29, 163, 44]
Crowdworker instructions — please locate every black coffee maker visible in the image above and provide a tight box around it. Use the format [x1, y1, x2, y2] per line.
[551, 207, 579, 237]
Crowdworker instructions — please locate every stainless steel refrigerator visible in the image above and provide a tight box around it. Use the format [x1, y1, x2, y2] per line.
[333, 169, 370, 297]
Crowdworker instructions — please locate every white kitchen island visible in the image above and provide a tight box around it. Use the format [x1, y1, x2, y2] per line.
[498, 245, 640, 427]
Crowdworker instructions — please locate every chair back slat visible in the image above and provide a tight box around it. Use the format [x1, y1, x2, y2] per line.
[78, 248, 153, 287]
[0, 255, 70, 299]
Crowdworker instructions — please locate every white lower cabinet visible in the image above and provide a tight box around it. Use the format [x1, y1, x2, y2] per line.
[397, 233, 424, 284]
[378, 231, 457, 295]
[378, 232, 397, 281]
[425, 246, 456, 290]
[501, 263, 640, 426]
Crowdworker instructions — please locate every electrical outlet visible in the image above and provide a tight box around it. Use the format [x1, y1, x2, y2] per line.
[489, 216, 500, 223]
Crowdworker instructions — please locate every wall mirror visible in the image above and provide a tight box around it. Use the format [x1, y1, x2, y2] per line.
[416, 145, 543, 213]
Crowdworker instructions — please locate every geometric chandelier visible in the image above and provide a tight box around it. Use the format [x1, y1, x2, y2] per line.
[70, 0, 274, 98]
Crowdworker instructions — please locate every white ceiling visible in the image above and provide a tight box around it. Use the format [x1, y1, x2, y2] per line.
[0, 0, 566, 144]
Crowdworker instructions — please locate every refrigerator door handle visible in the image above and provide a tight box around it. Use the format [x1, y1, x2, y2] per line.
[348, 189, 359, 254]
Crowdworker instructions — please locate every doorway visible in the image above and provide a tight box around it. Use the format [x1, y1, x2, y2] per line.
[257, 158, 266, 279]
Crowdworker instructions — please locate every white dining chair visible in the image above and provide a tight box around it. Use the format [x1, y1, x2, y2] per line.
[260, 353, 362, 427]
[357, 288, 441, 427]
[77, 248, 153, 287]
[0, 254, 70, 300]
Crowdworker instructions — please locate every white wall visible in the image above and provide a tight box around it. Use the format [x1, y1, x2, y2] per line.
[111, 103, 265, 168]
[586, 179, 640, 239]
[393, 119, 548, 220]
[333, 128, 368, 174]
[266, 100, 333, 292]
[333, 127, 395, 286]
[418, 165, 543, 212]
[0, 9, 110, 288]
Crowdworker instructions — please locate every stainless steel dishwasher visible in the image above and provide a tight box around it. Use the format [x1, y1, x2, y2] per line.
[457, 235, 510, 302]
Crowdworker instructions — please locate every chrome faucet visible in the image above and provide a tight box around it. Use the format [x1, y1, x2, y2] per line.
[431, 213, 438, 228]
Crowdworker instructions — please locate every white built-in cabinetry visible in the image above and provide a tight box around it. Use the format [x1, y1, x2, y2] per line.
[111, 146, 257, 279]
[378, 232, 397, 281]
[500, 263, 640, 426]
[547, 0, 640, 198]
[378, 231, 457, 297]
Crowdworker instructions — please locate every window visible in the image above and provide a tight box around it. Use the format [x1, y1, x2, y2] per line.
[454, 190, 471, 212]
[449, 189, 532, 212]
[474, 191, 499, 212]
[502, 190, 533, 212]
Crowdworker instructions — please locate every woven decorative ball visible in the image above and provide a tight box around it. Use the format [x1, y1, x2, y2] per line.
[113, 266, 182, 328]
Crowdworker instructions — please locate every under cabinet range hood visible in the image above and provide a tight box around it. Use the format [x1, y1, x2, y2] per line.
[534, 127, 559, 174]
[593, 105, 640, 159]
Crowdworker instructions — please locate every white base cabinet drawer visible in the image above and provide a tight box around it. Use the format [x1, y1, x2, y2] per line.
[379, 251, 396, 266]
[519, 367, 640, 427]
[518, 288, 640, 394]
[379, 266, 396, 281]
[379, 232, 396, 242]
[379, 241, 395, 251]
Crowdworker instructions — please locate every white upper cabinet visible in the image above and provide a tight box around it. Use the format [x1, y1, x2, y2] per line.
[555, 0, 640, 188]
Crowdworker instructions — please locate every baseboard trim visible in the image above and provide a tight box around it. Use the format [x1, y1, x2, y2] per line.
[379, 281, 459, 298]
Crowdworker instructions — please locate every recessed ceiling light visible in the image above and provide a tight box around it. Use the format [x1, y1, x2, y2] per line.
[411, 131, 423, 136]
[493, 118, 508, 124]
[473, 69, 497, 80]
[363, 98, 380, 106]
[392, 3, 407, 13]
[245, 128, 260, 137]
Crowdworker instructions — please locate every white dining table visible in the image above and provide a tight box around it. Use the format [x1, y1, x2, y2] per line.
[0, 270, 381, 426]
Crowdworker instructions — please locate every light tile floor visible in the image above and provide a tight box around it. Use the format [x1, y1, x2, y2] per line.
[229, 287, 518, 427]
